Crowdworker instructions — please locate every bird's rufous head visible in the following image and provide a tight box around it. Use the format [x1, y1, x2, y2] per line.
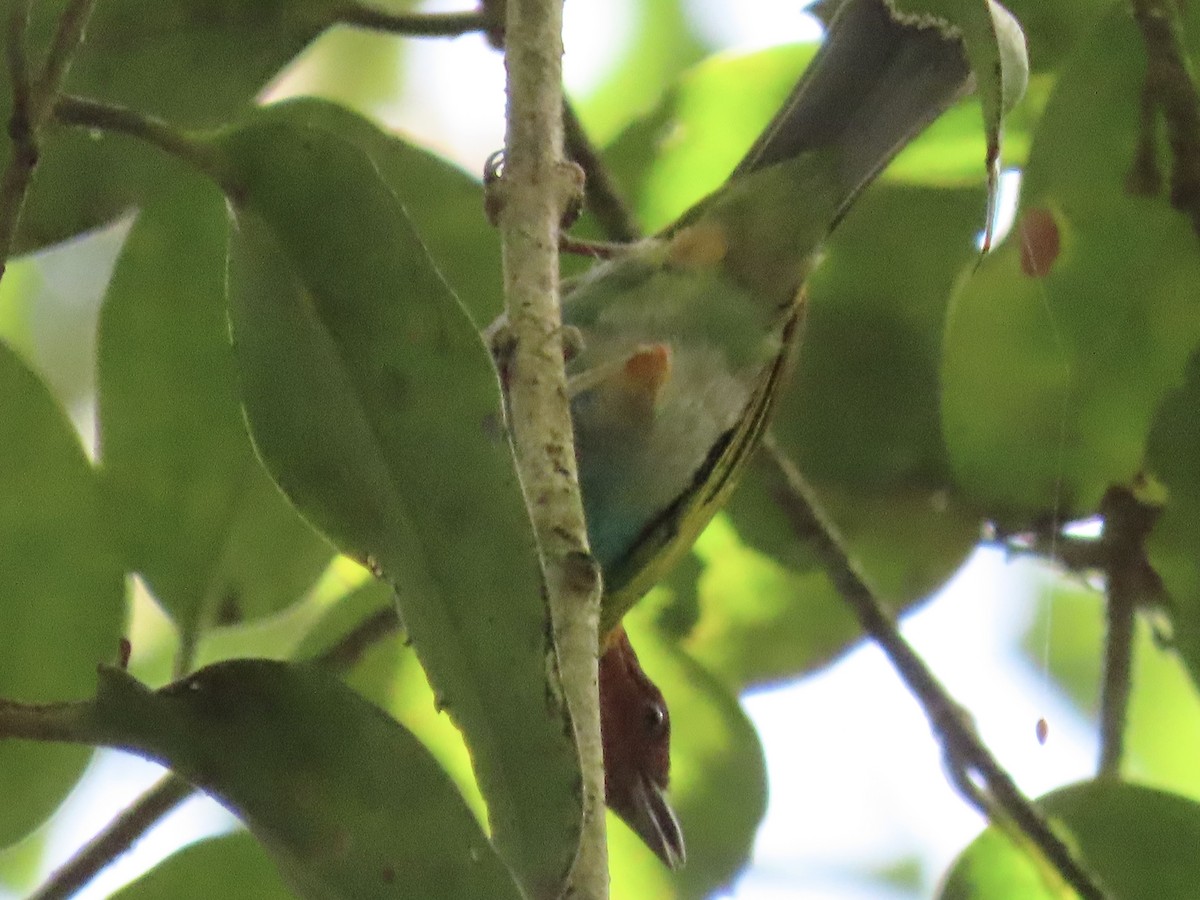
[598, 627, 686, 869]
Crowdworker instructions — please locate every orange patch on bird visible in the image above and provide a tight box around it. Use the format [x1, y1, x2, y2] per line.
[1018, 206, 1061, 278]
[623, 344, 672, 392]
[667, 222, 728, 269]
[615, 344, 673, 420]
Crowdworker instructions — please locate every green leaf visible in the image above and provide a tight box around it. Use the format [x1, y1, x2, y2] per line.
[941, 1, 1200, 524]
[0, 825, 47, 896]
[891, 0, 1030, 161]
[295, 582, 486, 827]
[612, 622, 767, 899]
[0, 342, 124, 847]
[9, 0, 339, 252]
[111, 833, 292, 900]
[241, 97, 503, 324]
[939, 780, 1200, 899]
[997, 0, 1114, 73]
[1147, 349, 1200, 690]
[92, 661, 521, 900]
[97, 177, 333, 632]
[214, 111, 581, 894]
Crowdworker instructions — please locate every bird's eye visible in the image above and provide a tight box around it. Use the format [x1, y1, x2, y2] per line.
[643, 701, 667, 739]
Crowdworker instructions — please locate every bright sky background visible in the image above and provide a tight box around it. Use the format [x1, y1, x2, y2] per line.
[7, 3, 1103, 899]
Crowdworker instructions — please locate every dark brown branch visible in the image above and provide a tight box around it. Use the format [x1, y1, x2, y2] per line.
[54, 95, 219, 170]
[1099, 562, 1136, 778]
[335, 3, 490, 38]
[1096, 487, 1162, 777]
[1129, 0, 1200, 235]
[562, 99, 642, 243]
[28, 776, 193, 900]
[311, 605, 402, 670]
[1127, 75, 1165, 196]
[759, 437, 1110, 900]
[0, 0, 100, 280]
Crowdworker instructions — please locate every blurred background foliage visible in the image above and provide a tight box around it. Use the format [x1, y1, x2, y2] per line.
[1, 0, 1199, 897]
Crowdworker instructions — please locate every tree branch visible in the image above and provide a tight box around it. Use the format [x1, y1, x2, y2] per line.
[759, 437, 1111, 900]
[1096, 488, 1162, 777]
[334, 3, 491, 38]
[0, 0, 99, 281]
[1129, 0, 1200, 235]
[28, 775, 194, 900]
[561, 99, 641, 243]
[53, 95, 224, 181]
[493, 0, 608, 895]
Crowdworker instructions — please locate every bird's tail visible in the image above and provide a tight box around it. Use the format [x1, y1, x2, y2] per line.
[732, 0, 974, 222]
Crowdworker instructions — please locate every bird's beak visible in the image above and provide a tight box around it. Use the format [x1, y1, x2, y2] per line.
[619, 772, 686, 870]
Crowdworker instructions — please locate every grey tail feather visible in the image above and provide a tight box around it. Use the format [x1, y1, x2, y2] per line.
[731, 0, 973, 223]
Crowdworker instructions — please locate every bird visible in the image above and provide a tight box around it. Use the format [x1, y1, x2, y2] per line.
[598, 625, 684, 868]
[494, 0, 986, 870]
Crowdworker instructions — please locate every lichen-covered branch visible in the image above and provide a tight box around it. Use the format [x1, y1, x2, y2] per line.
[494, 0, 608, 894]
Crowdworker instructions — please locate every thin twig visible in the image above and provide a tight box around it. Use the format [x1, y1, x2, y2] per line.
[53, 95, 226, 184]
[28, 776, 193, 900]
[759, 437, 1110, 900]
[335, 2, 489, 38]
[0, 696, 93, 744]
[6, 0, 33, 124]
[1, 0, 41, 276]
[0, 0, 99, 279]
[311, 605, 402, 670]
[28, 0, 95, 111]
[1129, 0, 1200, 235]
[562, 99, 641, 243]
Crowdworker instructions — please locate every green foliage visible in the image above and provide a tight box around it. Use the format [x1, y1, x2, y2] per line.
[5, 0, 336, 251]
[112, 833, 292, 900]
[2, 0, 1200, 898]
[215, 109, 580, 894]
[88, 660, 521, 899]
[97, 177, 334, 632]
[0, 341, 124, 846]
[940, 781, 1200, 898]
[942, 2, 1200, 523]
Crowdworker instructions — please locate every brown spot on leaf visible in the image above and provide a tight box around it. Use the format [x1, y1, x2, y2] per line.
[1018, 206, 1061, 278]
